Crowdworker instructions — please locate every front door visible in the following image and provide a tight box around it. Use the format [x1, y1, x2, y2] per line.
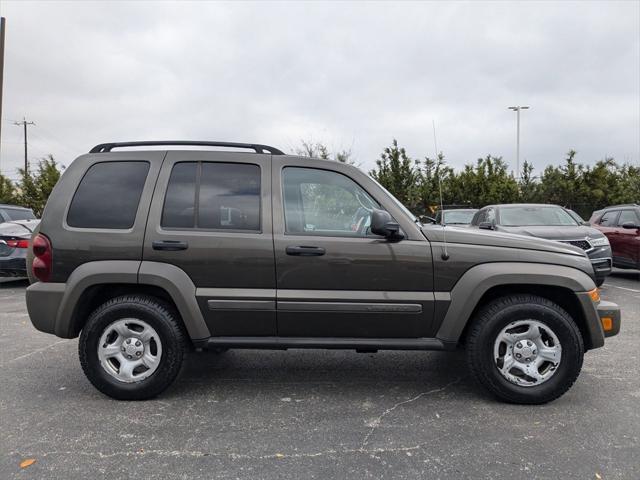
[272, 157, 435, 338]
[143, 151, 276, 336]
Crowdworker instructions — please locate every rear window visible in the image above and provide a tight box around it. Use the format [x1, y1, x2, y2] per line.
[67, 161, 150, 229]
[3, 208, 35, 221]
[161, 162, 261, 231]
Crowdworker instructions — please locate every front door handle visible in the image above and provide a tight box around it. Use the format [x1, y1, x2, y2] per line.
[286, 245, 326, 256]
[152, 240, 188, 251]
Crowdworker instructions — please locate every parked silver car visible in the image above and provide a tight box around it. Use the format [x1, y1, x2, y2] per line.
[0, 219, 40, 278]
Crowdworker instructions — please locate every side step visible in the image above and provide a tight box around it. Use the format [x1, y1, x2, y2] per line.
[194, 336, 451, 351]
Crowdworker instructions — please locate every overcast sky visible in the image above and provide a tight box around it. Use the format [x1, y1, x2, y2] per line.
[0, 0, 638, 180]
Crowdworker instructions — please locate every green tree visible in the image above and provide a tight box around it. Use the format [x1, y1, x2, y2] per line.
[0, 174, 16, 204]
[518, 160, 539, 202]
[17, 155, 62, 217]
[370, 139, 420, 211]
[295, 140, 356, 165]
[415, 153, 454, 215]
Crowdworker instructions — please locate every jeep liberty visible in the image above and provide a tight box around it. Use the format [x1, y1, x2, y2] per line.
[26, 141, 621, 403]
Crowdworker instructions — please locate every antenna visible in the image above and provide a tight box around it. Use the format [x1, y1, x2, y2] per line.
[433, 120, 449, 261]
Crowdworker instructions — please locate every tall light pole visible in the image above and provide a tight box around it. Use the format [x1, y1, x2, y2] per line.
[508, 105, 529, 179]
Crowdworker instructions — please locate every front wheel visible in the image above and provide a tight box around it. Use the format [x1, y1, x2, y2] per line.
[79, 295, 187, 400]
[466, 294, 584, 404]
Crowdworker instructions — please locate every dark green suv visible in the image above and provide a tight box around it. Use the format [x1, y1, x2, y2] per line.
[26, 141, 621, 403]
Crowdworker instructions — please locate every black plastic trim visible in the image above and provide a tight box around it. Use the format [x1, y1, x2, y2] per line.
[194, 336, 448, 351]
[89, 141, 285, 155]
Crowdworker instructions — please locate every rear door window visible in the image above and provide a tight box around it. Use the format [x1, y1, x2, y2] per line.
[67, 161, 150, 229]
[617, 210, 639, 226]
[161, 162, 261, 231]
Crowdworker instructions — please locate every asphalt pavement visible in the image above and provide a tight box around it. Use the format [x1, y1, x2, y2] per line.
[1, 270, 639, 479]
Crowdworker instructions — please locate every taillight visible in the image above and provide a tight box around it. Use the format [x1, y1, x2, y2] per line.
[32, 234, 52, 282]
[6, 239, 29, 249]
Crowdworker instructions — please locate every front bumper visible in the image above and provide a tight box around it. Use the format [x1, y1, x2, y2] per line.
[588, 246, 613, 279]
[597, 300, 621, 337]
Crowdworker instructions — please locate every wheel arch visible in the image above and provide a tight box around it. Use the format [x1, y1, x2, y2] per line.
[57, 261, 210, 340]
[436, 262, 603, 350]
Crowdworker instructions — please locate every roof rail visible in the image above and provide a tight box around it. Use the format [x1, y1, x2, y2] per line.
[89, 141, 285, 155]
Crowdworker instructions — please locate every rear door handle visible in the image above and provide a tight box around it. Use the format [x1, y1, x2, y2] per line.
[152, 240, 188, 251]
[286, 245, 326, 256]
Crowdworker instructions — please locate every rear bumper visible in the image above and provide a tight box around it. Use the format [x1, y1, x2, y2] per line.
[25, 282, 66, 335]
[597, 300, 621, 338]
[0, 256, 27, 277]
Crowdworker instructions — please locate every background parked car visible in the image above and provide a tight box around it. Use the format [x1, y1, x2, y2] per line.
[0, 204, 36, 223]
[0, 219, 40, 278]
[434, 208, 478, 226]
[471, 204, 612, 286]
[589, 204, 640, 270]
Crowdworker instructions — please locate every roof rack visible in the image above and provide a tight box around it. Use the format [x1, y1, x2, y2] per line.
[89, 141, 285, 155]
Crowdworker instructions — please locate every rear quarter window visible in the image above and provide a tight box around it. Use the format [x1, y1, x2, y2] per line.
[66, 161, 150, 229]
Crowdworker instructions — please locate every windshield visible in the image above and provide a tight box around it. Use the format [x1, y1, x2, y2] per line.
[500, 206, 578, 226]
[443, 210, 476, 224]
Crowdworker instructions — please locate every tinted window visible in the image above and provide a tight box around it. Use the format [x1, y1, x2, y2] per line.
[282, 167, 379, 237]
[67, 161, 150, 229]
[198, 163, 260, 230]
[4, 208, 36, 221]
[161, 162, 261, 231]
[161, 162, 197, 228]
[617, 210, 639, 226]
[599, 211, 619, 227]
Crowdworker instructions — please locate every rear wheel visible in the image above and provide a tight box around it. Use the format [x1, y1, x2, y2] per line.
[466, 294, 584, 404]
[79, 295, 187, 400]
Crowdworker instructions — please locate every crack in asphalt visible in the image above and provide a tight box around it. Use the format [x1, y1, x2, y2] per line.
[10, 444, 424, 461]
[360, 377, 463, 449]
[0, 339, 70, 368]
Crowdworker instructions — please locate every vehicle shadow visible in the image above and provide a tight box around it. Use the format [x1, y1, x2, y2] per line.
[609, 269, 639, 281]
[0, 278, 29, 288]
[167, 348, 483, 401]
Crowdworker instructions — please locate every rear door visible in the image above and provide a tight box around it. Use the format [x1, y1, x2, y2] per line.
[143, 151, 276, 336]
[272, 157, 435, 339]
[614, 209, 640, 266]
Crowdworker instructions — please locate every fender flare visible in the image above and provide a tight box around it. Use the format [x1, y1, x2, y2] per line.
[436, 262, 596, 343]
[56, 260, 210, 340]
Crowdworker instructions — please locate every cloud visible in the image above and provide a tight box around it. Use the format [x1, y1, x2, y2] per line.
[0, 0, 638, 181]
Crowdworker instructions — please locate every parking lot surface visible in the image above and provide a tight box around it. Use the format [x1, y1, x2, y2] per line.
[1, 270, 639, 479]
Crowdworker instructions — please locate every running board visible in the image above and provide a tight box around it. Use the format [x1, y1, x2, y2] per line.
[194, 336, 452, 351]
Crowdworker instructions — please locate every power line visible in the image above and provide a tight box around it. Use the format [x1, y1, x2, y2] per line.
[13, 117, 35, 174]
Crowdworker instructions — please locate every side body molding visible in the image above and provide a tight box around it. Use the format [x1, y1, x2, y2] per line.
[436, 262, 597, 344]
[138, 261, 211, 340]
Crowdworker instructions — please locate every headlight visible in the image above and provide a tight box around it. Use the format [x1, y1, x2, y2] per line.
[590, 236, 610, 247]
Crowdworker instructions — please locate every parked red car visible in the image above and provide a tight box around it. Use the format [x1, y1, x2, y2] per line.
[589, 204, 640, 270]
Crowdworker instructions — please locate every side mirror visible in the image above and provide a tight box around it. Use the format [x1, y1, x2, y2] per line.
[622, 221, 640, 229]
[478, 221, 494, 230]
[370, 209, 403, 239]
[581, 221, 591, 226]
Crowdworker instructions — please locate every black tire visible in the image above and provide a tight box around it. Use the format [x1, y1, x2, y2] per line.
[595, 277, 605, 287]
[466, 294, 584, 405]
[79, 295, 187, 400]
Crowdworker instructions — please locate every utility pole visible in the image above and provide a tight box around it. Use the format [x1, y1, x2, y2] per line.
[14, 118, 35, 174]
[0, 17, 6, 174]
[508, 105, 530, 179]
